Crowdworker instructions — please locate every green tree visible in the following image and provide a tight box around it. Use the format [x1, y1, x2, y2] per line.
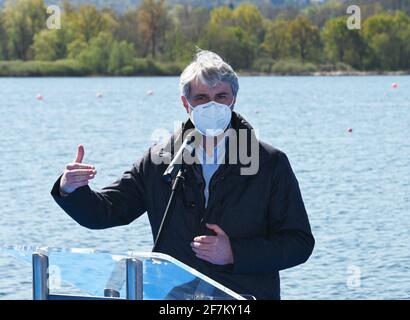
[31, 29, 68, 61]
[322, 16, 367, 69]
[305, 0, 345, 28]
[395, 12, 410, 69]
[199, 24, 255, 70]
[163, 5, 209, 62]
[77, 32, 114, 73]
[363, 12, 410, 70]
[137, 0, 168, 58]
[115, 8, 145, 57]
[108, 40, 135, 74]
[0, 12, 7, 59]
[289, 15, 321, 63]
[67, 39, 88, 60]
[261, 19, 291, 60]
[169, 5, 209, 43]
[232, 3, 265, 43]
[64, 4, 119, 67]
[162, 17, 191, 63]
[208, 6, 234, 27]
[199, 4, 266, 70]
[174, 5, 209, 42]
[208, 4, 265, 41]
[67, 4, 115, 44]
[2, 0, 47, 60]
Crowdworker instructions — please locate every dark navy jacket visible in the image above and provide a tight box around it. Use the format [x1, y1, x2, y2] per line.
[51, 112, 315, 299]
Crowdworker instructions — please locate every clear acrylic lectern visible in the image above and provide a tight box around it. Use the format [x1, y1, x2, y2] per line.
[3, 246, 246, 300]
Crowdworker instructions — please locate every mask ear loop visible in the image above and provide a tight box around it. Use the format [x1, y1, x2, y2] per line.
[228, 97, 235, 110]
[185, 97, 195, 111]
[186, 95, 235, 110]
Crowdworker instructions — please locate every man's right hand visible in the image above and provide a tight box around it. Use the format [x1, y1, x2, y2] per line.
[59, 145, 97, 195]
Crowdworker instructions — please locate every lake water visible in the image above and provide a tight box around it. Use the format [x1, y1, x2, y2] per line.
[0, 76, 409, 300]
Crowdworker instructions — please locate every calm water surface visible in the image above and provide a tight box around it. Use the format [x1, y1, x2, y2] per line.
[0, 76, 409, 299]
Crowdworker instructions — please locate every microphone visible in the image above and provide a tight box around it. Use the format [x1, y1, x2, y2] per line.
[154, 130, 201, 252]
[163, 130, 200, 182]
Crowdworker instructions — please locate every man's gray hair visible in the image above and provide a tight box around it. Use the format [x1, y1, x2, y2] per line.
[179, 50, 239, 99]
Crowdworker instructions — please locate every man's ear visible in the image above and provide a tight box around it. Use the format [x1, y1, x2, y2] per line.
[231, 96, 236, 109]
[181, 96, 190, 113]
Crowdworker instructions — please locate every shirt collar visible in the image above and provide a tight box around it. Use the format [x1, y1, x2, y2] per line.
[196, 125, 231, 165]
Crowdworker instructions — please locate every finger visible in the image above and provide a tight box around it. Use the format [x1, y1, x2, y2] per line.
[193, 248, 211, 257]
[71, 180, 89, 188]
[193, 236, 217, 244]
[195, 253, 211, 262]
[206, 223, 226, 236]
[67, 175, 95, 183]
[67, 174, 96, 182]
[192, 247, 205, 255]
[66, 163, 95, 170]
[192, 249, 213, 260]
[66, 169, 97, 177]
[191, 242, 212, 251]
[75, 145, 84, 163]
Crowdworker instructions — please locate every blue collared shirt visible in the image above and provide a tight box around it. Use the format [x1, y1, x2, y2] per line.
[196, 134, 228, 208]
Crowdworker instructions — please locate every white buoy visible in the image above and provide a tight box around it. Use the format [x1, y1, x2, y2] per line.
[36, 94, 43, 101]
[146, 90, 154, 96]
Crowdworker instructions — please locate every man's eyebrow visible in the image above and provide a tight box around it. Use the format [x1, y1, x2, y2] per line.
[192, 93, 209, 98]
[193, 91, 230, 98]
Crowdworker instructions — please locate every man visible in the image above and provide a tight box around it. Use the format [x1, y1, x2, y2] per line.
[51, 50, 314, 300]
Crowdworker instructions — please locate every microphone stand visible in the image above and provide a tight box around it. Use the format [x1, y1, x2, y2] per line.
[152, 167, 185, 252]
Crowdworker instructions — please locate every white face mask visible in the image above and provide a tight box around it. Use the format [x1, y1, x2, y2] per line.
[187, 99, 234, 137]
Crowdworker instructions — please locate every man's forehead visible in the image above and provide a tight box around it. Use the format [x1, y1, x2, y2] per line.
[190, 79, 232, 95]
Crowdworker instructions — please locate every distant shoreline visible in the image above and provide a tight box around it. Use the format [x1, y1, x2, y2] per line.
[1, 70, 409, 77]
[1, 59, 409, 78]
[240, 70, 410, 77]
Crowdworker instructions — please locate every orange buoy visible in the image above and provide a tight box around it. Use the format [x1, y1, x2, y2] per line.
[391, 82, 398, 89]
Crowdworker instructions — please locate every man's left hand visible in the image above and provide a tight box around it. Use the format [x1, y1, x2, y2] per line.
[191, 223, 234, 265]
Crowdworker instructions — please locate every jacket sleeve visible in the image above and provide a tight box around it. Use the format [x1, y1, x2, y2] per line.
[230, 151, 315, 274]
[50, 151, 149, 230]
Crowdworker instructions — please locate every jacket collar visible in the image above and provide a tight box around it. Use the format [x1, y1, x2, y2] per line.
[153, 111, 261, 177]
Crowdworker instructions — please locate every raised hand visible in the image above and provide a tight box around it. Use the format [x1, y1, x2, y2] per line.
[59, 145, 97, 195]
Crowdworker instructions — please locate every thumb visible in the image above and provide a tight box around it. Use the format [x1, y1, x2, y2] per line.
[206, 223, 226, 236]
[74, 144, 84, 163]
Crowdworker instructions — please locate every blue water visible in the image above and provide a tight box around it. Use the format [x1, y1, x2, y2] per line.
[0, 76, 409, 299]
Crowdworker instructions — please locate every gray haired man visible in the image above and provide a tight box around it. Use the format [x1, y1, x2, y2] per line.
[51, 50, 314, 299]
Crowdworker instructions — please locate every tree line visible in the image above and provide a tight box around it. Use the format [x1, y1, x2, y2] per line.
[0, 0, 409, 76]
